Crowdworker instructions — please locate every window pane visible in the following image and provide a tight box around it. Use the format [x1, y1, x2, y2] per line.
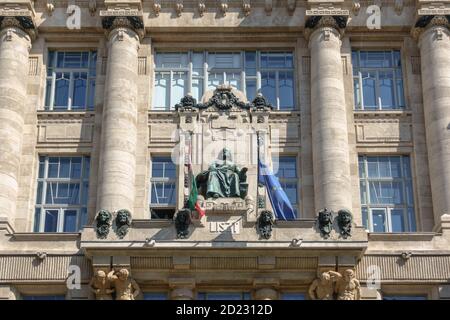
[151, 182, 176, 205]
[369, 181, 403, 205]
[44, 210, 59, 232]
[80, 207, 88, 229]
[360, 51, 392, 68]
[48, 158, 59, 178]
[261, 72, 276, 107]
[391, 209, 405, 232]
[362, 71, 377, 109]
[360, 181, 367, 204]
[70, 157, 82, 179]
[372, 209, 386, 232]
[63, 210, 78, 232]
[54, 73, 70, 108]
[171, 72, 187, 107]
[83, 157, 91, 178]
[143, 293, 168, 300]
[281, 293, 305, 300]
[408, 208, 416, 232]
[246, 79, 257, 102]
[245, 51, 257, 76]
[279, 71, 294, 110]
[208, 72, 224, 90]
[34, 208, 41, 232]
[362, 207, 368, 229]
[59, 158, 71, 178]
[45, 78, 52, 107]
[353, 77, 362, 109]
[379, 71, 395, 109]
[87, 80, 96, 109]
[81, 181, 89, 205]
[277, 157, 297, 178]
[226, 72, 241, 90]
[282, 183, 298, 205]
[192, 78, 203, 103]
[192, 52, 204, 76]
[72, 72, 87, 109]
[36, 182, 43, 205]
[396, 79, 405, 107]
[156, 53, 188, 68]
[153, 73, 169, 109]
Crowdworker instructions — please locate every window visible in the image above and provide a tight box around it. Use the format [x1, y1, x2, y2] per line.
[143, 292, 168, 300]
[273, 156, 299, 218]
[23, 295, 65, 300]
[359, 156, 416, 232]
[153, 51, 295, 110]
[280, 293, 306, 300]
[45, 51, 97, 111]
[34, 156, 90, 232]
[150, 156, 177, 219]
[197, 292, 251, 300]
[352, 50, 405, 110]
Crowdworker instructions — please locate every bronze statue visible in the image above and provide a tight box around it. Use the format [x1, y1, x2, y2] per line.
[89, 270, 114, 300]
[108, 268, 140, 300]
[318, 208, 334, 239]
[95, 209, 112, 239]
[196, 148, 248, 199]
[114, 209, 132, 238]
[337, 209, 353, 239]
[308, 271, 335, 300]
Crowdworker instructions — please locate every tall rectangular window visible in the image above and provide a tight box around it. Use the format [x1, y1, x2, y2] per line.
[45, 51, 97, 111]
[149, 156, 177, 219]
[352, 50, 405, 110]
[153, 51, 295, 111]
[273, 156, 299, 218]
[34, 156, 90, 232]
[358, 155, 416, 232]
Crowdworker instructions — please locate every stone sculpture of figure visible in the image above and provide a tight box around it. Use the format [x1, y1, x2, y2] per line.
[108, 268, 141, 300]
[95, 209, 112, 239]
[329, 269, 361, 300]
[337, 209, 353, 239]
[174, 208, 191, 239]
[308, 271, 335, 300]
[114, 209, 132, 238]
[196, 148, 248, 199]
[89, 270, 114, 300]
[318, 208, 334, 239]
[257, 210, 275, 239]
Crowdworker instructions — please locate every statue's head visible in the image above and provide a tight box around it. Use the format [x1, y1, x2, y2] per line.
[344, 269, 355, 281]
[338, 209, 352, 225]
[260, 210, 274, 225]
[116, 209, 132, 226]
[319, 272, 330, 283]
[219, 148, 233, 161]
[95, 270, 106, 279]
[117, 268, 129, 281]
[96, 210, 111, 224]
[318, 208, 333, 224]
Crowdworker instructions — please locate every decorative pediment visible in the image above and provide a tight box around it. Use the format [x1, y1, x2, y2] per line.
[175, 85, 273, 112]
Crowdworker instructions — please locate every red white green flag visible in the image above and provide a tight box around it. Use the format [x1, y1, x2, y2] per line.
[187, 163, 205, 218]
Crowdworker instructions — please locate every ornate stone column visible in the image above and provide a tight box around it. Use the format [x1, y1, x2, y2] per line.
[97, 16, 144, 214]
[412, 15, 450, 230]
[0, 14, 35, 223]
[305, 16, 352, 213]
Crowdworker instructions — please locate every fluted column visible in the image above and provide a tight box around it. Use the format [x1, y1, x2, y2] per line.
[414, 16, 450, 228]
[306, 16, 352, 213]
[0, 18, 33, 222]
[97, 18, 142, 213]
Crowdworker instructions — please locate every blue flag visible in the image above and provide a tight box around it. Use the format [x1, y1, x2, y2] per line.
[258, 160, 296, 221]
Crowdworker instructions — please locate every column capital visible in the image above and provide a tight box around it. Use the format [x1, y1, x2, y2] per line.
[100, 1, 145, 41]
[0, 3, 37, 40]
[411, 15, 450, 41]
[101, 16, 144, 41]
[304, 15, 347, 42]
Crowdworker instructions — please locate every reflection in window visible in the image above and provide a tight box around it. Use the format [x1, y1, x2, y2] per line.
[153, 51, 295, 110]
[34, 156, 90, 232]
[45, 51, 97, 111]
[358, 155, 416, 232]
[272, 156, 299, 218]
[352, 51, 405, 110]
[150, 156, 176, 219]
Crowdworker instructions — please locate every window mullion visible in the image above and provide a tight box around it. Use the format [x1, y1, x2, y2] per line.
[204, 52, 209, 92]
[275, 71, 280, 110]
[58, 208, 64, 232]
[50, 72, 56, 111]
[188, 51, 193, 95]
[169, 70, 173, 110]
[358, 72, 364, 110]
[68, 72, 74, 110]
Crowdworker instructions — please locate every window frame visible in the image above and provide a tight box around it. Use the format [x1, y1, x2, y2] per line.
[45, 50, 97, 111]
[153, 50, 296, 111]
[359, 155, 416, 232]
[352, 50, 405, 111]
[149, 155, 178, 219]
[34, 156, 90, 233]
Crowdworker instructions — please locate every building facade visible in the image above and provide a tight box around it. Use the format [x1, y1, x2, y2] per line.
[0, 0, 449, 300]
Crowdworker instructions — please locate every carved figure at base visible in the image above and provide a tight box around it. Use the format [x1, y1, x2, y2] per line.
[89, 270, 114, 300]
[308, 271, 335, 300]
[330, 269, 361, 300]
[108, 268, 140, 300]
[257, 210, 274, 239]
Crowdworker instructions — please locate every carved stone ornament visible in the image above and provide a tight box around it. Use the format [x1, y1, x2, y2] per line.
[412, 15, 450, 40]
[287, 0, 296, 16]
[309, 270, 361, 300]
[102, 16, 145, 39]
[242, 0, 251, 17]
[304, 15, 348, 40]
[175, 85, 272, 112]
[46, 0, 55, 16]
[219, 0, 228, 16]
[175, 208, 191, 239]
[114, 209, 132, 239]
[89, 0, 97, 16]
[352, 0, 361, 16]
[95, 209, 112, 239]
[176, 1, 184, 17]
[337, 209, 353, 239]
[394, 0, 403, 16]
[317, 208, 333, 239]
[198, 1, 206, 17]
[257, 210, 274, 239]
[153, 0, 161, 16]
[0, 16, 37, 40]
[265, 0, 272, 16]
[89, 270, 114, 300]
[107, 269, 141, 300]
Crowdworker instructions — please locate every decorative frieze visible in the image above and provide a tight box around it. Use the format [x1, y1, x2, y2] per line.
[242, 0, 251, 17]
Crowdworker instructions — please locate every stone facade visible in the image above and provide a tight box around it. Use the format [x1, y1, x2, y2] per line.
[0, 0, 450, 300]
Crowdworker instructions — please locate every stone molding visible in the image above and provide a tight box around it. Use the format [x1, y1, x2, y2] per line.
[0, 4, 36, 40]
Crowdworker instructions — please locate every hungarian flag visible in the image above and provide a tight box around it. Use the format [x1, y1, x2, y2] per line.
[187, 164, 205, 218]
